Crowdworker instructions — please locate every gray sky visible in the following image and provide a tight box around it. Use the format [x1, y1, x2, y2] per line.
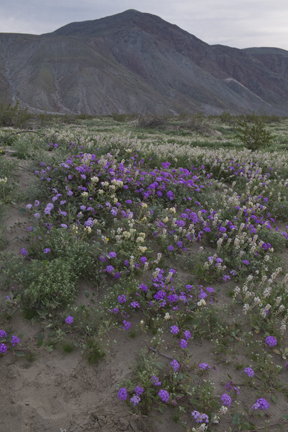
[1, 0, 288, 50]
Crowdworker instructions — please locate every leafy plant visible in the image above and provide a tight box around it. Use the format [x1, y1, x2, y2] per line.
[236, 114, 273, 150]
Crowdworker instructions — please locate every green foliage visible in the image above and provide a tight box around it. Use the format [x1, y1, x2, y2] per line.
[86, 337, 105, 364]
[62, 341, 75, 353]
[0, 99, 32, 128]
[236, 114, 273, 150]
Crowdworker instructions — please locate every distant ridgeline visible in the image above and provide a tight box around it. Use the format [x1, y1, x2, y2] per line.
[1, 10, 288, 116]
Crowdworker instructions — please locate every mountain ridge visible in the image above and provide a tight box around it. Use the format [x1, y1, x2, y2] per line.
[1, 9, 288, 115]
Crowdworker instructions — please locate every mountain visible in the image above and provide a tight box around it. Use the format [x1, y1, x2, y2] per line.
[1, 9, 288, 116]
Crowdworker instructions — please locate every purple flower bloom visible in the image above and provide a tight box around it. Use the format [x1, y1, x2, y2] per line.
[27, 226, 34, 232]
[158, 389, 169, 402]
[130, 395, 141, 406]
[199, 290, 208, 300]
[244, 367, 254, 377]
[60, 200, 66, 205]
[126, 200, 132, 204]
[122, 320, 131, 330]
[179, 339, 187, 349]
[221, 393, 232, 407]
[118, 294, 126, 304]
[0, 343, 7, 354]
[44, 248, 51, 254]
[60, 224, 68, 228]
[252, 398, 269, 410]
[242, 260, 250, 265]
[34, 213, 40, 219]
[106, 265, 114, 274]
[65, 316, 74, 324]
[131, 301, 140, 309]
[198, 363, 210, 370]
[199, 414, 209, 423]
[110, 308, 119, 314]
[170, 359, 180, 371]
[151, 375, 161, 386]
[10, 335, 20, 347]
[191, 410, 200, 421]
[108, 251, 117, 258]
[206, 287, 214, 293]
[140, 256, 147, 264]
[170, 325, 179, 335]
[139, 283, 148, 292]
[223, 275, 231, 282]
[114, 272, 121, 279]
[265, 336, 277, 346]
[118, 387, 128, 401]
[168, 245, 174, 251]
[21, 248, 29, 256]
[34, 200, 40, 206]
[135, 385, 144, 396]
[0, 330, 7, 338]
[26, 204, 32, 209]
[184, 330, 191, 340]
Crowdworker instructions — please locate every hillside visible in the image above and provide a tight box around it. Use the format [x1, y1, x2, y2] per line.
[1, 9, 288, 115]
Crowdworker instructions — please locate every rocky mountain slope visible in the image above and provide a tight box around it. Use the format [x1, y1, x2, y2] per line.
[1, 9, 288, 115]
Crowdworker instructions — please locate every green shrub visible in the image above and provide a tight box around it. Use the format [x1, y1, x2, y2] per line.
[0, 99, 32, 128]
[236, 114, 273, 150]
[24, 258, 76, 308]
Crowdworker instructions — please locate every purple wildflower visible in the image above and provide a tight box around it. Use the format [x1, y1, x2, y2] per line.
[65, 316, 74, 324]
[130, 395, 141, 406]
[131, 301, 140, 308]
[158, 389, 169, 402]
[265, 336, 277, 346]
[151, 376, 161, 386]
[21, 248, 29, 256]
[135, 385, 144, 396]
[170, 325, 179, 335]
[122, 320, 131, 330]
[170, 359, 180, 371]
[168, 245, 174, 251]
[118, 294, 126, 304]
[108, 251, 117, 258]
[0, 330, 7, 338]
[106, 265, 114, 274]
[10, 335, 20, 346]
[252, 398, 269, 410]
[118, 388, 128, 401]
[191, 411, 200, 422]
[184, 330, 191, 340]
[0, 343, 8, 354]
[198, 363, 210, 370]
[44, 248, 51, 253]
[221, 393, 231, 407]
[179, 339, 187, 349]
[244, 367, 254, 377]
[242, 260, 250, 265]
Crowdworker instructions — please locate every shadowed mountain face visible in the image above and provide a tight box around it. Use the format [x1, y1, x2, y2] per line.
[1, 9, 288, 115]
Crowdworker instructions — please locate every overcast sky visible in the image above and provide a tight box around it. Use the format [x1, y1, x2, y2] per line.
[1, 0, 288, 50]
